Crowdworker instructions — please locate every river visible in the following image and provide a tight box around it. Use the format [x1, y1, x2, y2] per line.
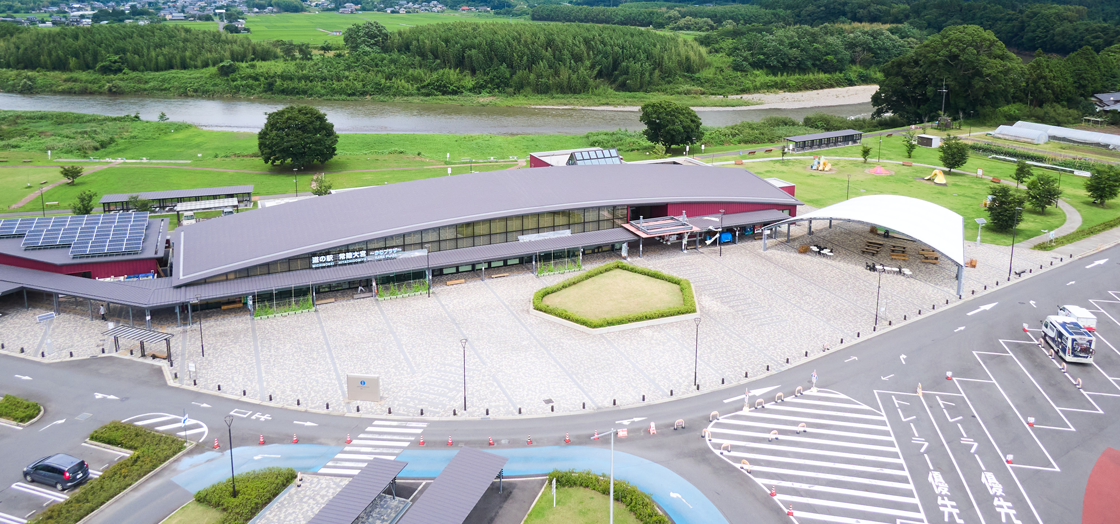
[0, 93, 874, 135]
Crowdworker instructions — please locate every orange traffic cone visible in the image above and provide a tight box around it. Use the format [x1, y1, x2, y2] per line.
[787, 504, 793, 516]
[346, 433, 352, 444]
[259, 434, 264, 445]
[488, 436, 495, 446]
[593, 429, 599, 440]
[292, 433, 298, 444]
[447, 435, 453, 446]
[770, 485, 776, 497]
[564, 432, 570, 444]
[419, 434, 425, 446]
[527, 435, 533, 445]
[213, 438, 220, 450]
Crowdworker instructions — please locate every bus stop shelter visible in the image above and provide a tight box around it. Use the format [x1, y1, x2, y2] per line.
[102, 325, 174, 365]
[397, 447, 509, 524]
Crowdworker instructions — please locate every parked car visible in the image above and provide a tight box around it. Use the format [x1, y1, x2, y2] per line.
[221, 207, 235, 217]
[23, 454, 90, 491]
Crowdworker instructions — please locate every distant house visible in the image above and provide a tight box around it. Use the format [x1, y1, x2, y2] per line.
[338, 7, 354, 13]
[167, 12, 185, 19]
[1092, 92, 1120, 112]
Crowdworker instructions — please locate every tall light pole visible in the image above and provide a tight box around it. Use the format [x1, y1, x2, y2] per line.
[693, 318, 701, 387]
[974, 218, 986, 248]
[195, 295, 205, 357]
[293, 168, 298, 197]
[1008, 207, 1022, 281]
[223, 415, 237, 498]
[846, 174, 852, 200]
[460, 338, 467, 412]
[591, 429, 617, 524]
[39, 188, 46, 217]
[873, 267, 883, 326]
[877, 135, 882, 162]
[968, 111, 974, 136]
[719, 209, 724, 257]
[424, 244, 431, 298]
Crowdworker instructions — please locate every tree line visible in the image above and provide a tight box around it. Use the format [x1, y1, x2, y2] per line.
[532, 0, 1120, 55]
[697, 24, 919, 74]
[0, 24, 279, 72]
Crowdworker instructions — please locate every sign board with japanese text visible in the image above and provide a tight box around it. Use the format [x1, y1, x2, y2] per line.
[346, 374, 381, 402]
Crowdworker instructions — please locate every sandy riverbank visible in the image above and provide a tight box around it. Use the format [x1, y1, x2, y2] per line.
[531, 85, 879, 112]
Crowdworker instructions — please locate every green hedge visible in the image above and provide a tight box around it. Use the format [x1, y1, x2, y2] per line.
[547, 470, 669, 524]
[194, 467, 297, 524]
[0, 394, 40, 423]
[1033, 212, 1120, 251]
[33, 422, 186, 524]
[533, 261, 695, 328]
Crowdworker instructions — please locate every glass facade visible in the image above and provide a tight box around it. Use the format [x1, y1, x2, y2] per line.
[195, 205, 628, 285]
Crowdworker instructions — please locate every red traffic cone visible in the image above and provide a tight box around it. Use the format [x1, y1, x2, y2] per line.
[946, 371, 953, 380]
[770, 485, 776, 497]
[213, 438, 220, 450]
[787, 504, 794, 516]
[1006, 454, 1013, 464]
[346, 433, 352, 444]
[488, 436, 495, 446]
[292, 433, 298, 444]
[447, 435, 453, 446]
[564, 432, 571, 444]
[1027, 417, 1035, 427]
[593, 429, 599, 440]
[527, 435, 533, 445]
[419, 434, 425, 446]
[259, 434, 265, 445]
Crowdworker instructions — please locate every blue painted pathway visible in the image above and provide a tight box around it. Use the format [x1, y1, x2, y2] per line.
[171, 444, 342, 493]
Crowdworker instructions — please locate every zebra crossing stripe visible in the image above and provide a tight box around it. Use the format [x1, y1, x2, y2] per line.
[711, 438, 903, 464]
[349, 440, 410, 447]
[786, 398, 880, 410]
[787, 511, 892, 524]
[361, 427, 423, 434]
[708, 428, 900, 452]
[358, 434, 415, 441]
[801, 391, 850, 399]
[774, 494, 925, 520]
[764, 404, 888, 421]
[318, 468, 362, 476]
[746, 465, 914, 490]
[176, 428, 207, 437]
[723, 450, 909, 476]
[326, 461, 368, 468]
[716, 419, 895, 441]
[131, 415, 177, 426]
[371, 421, 427, 427]
[344, 446, 407, 453]
[754, 478, 921, 504]
[744, 412, 891, 431]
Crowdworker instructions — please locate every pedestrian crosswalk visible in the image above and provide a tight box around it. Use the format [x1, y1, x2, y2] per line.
[318, 420, 429, 476]
[706, 389, 925, 524]
[122, 412, 209, 442]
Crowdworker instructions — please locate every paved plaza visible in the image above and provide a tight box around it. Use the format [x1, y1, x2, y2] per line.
[0, 222, 1069, 418]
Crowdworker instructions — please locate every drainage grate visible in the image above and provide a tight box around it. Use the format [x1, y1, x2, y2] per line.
[543, 399, 554, 405]
[75, 413, 92, 421]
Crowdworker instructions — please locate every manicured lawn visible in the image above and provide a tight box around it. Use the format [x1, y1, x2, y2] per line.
[524, 487, 642, 524]
[744, 156, 1067, 246]
[161, 501, 224, 524]
[0, 167, 65, 210]
[542, 269, 683, 320]
[240, 11, 531, 44]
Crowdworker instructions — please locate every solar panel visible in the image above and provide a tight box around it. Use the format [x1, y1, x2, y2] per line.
[3, 212, 148, 256]
[70, 213, 148, 258]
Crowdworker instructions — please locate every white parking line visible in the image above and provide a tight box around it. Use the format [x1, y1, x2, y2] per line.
[81, 443, 131, 456]
[89, 469, 102, 478]
[0, 511, 28, 524]
[10, 483, 68, 502]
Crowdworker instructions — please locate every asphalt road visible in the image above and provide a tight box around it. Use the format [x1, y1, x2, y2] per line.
[1, 244, 1117, 524]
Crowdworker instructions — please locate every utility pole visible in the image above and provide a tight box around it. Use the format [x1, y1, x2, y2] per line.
[937, 79, 949, 117]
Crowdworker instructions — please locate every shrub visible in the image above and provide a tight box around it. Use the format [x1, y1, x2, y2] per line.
[0, 394, 40, 423]
[194, 467, 297, 524]
[532, 261, 695, 328]
[547, 470, 669, 524]
[34, 422, 186, 524]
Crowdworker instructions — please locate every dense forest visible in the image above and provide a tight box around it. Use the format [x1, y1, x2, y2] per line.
[0, 25, 279, 72]
[532, 0, 1120, 55]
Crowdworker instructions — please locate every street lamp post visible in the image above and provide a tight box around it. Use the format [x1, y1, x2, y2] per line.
[460, 338, 467, 412]
[195, 295, 205, 357]
[877, 135, 882, 162]
[590, 429, 617, 524]
[1008, 207, 1022, 281]
[693, 318, 701, 387]
[873, 267, 883, 326]
[39, 188, 46, 217]
[424, 244, 431, 298]
[974, 218, 986, 247]
[293, 168, 298, 197]
[223, 415, 237, 498]
[719, 209, 724, 257]
[968, 111, 974, 136]
[846, 174, 852, 200]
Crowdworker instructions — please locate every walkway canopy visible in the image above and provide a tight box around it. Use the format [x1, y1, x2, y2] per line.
[398, 447, 508, 524]
[765, 195, 966, 292]
[102, 325, 174, 364]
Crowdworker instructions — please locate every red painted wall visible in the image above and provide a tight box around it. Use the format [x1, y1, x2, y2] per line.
[776, 185, 795, 197]
[0, 253, 159, 279]
[668, 202, 798, 218]
[529, 155, 552, 168]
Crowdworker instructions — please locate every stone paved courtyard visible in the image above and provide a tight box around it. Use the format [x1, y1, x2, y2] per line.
[0, 222, 1068, 418]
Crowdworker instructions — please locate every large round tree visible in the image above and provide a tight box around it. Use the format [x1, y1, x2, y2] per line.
[258, 105, 339, 170]
[639, 100, 703, 153]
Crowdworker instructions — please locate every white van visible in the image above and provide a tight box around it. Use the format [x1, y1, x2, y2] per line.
[181, 211, 197, 225]
[1058, 305, 1097, 331]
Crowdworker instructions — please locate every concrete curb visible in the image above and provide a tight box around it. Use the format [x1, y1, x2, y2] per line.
[82, 439, 135, 457]
[527, 307, 700, 335]
[76, 441, 196, 524]
[0, 404, 44, 429]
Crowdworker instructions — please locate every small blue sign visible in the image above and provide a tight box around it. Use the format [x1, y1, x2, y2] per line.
[360, 380, 366, 386]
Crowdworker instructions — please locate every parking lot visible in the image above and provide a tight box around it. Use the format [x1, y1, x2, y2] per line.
[0, 434, 127, 523]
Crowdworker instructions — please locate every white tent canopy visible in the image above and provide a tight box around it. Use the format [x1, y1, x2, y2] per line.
[768, 195, 965, 267]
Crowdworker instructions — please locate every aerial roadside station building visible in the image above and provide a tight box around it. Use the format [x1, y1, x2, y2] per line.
[784, 130, 863, 153]
[0, 164, 801, 328]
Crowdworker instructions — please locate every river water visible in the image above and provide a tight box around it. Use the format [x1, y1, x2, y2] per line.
[0, 93, 874, 135]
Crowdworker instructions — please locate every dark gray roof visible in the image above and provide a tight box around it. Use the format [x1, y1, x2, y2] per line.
[99, 185, 254, 204]
[690, 209, 791, 230]
[785, 129, 863, 142]
[397, 448, 508, 524]
[0, 219, 167, 266]
[102, 325, 174, 343]
[307, 459, 407, 524]
[175, 165, 801, 285]
[0, 280, 22, 296]
[0, 264, 161, 305]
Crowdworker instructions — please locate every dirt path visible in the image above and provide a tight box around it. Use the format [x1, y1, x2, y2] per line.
[531, 85, 879, 112]
[9, 162, 120, 210]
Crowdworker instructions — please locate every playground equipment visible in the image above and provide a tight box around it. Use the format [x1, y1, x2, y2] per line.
[925, 169, 947, 186]
[809, 156, 832, 171]
[869, 165, 890, 175]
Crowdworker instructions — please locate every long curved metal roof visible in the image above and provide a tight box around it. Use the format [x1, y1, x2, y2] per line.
[174, 164, 801, 285]
[770, 195, 965, 266]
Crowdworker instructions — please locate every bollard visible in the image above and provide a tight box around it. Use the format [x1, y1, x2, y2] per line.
[696, 384, 701, 390]
[1076, 378, 1083, 389]
[720, 442, 731, 453]
[551, 405, 554, 412]
[453, 409, 457, 416]
[857, 332, 860, 338]
[130, 349, 133, 355]
[174, 373, 178, 379]
[918, 310, 921, 315]
[1027, 417, 1035, 427]
[755, 399, 765, 409]
[745, 372, 749, 378]
[613, 399, 617, 406]
[485, 408, 488, 416]
[701, 428, 711, 441]
[946, 299, 949, 305]
[972, 290, 975, 295]
[873, 326, 877, 332]
[357, 406, 361, 413]
[797, 423, 807, 434]
[889, 320, 892, 326]
[102, 348, 105, 353]
[840, 338, 843, 344]
[583, 402, 586, 408]
[296, 398, 299, 405]
[795, 386, 803, 396]
[721, 378, 725, 385]
[218, 384, 221, 391]
[740, 459, 751, 473]
[917, 383, 923, 397]
[775, 392, 784, 402]
[69, 351, 73, 358]
[710, 411, 720, 421]
[984, 285, 987, 290]
[194, 379, 197, 386]
[786, 357, 790, 363]
[421, 409, 424, 416]
[243, 390, 246, 396]
[804, 351, 808, 357]
[269, 394, 273, 401]
[519, 407, 522, 414]
[642, 394, 646, 401]
[670, 390, 673, 397]
[767, 365, 770, 371]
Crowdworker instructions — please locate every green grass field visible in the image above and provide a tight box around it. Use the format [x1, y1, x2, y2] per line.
[524, 487, 642, 524]
[239, 11, 530, 44]
[160, 501, 224, 524]
[542, 269, 684, 320]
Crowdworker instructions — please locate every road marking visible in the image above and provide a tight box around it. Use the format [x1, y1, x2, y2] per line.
[1068, 281, 1076, 286]
[358, 434, 414, 441]
[745, 465, 914, 489]
[38, 420, 65, 432]
[711, 438, 903, 464]
[755, 478, 920, 504]
[123, 413, 209, 442]
[335, 453, 379, 460]
[0, 512, 28, 524]
[253, 455, 281, 460]
[722, 385, 781, 404]
[744, 412, 892, 431]
[763, 404, 887, 421]
[317, 468, 361, 476]
[786, 511, 891, 524]
[372, 421, 427, 427]
[360, 427, 422, 434]
[669, 492, 692, 508]
[14, 375, 31, 381]
[177, 428, 207, 437]
[10, 483, 68, 502]
[348, 440, 411, 447]
[89, 469, 102, 478]
[130, 415, 178, 426]
[967, 302, 998, 315]
[899, 355, 907, 365]
[844, 356, 858, 362]
[228, 409, 252, 418]
[344, 446, 409, 453]
[722, 450, 907, 475]
[326, 461, 368, 468]
[881, 375, 893, 381]
[955, 326, 966, 332]
[294, 421, 318, 427]
[708, 428, 900, 452]
[1086, 258, 1108, 268]
[714, 419, 894, 441]
[1029, 300, 1036, 308]
[786, 398, 878, 410]
[93, 393, 118, 400]
[615, 417, 647, 425]
[191, 402, 211, 408]
[774, 494, 925, 519]
[82, 442, 131, 456]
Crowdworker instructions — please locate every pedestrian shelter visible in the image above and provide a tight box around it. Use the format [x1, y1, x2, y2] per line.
[102, 325, 175, 365]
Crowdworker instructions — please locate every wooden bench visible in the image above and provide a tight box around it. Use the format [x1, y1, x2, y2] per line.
[919, 250, 937, 257]
[764, 148, 773, 153]
[921, 257, 940, 264]
[747, 151, 756, 155]
[861, 250, 879, 256]
[734, 160, 743, 165]
[891, 254, 910, 261]
[352, 292, 374, 300]
[991, 178, 1002, 183]
[446, 279, 466, 286]
[902, 162, 913, 166]
[316, 298, 336, 305]
[866, 240, 884, 246]
[221, 303, 243, 310]
[489, 273, 510, 279]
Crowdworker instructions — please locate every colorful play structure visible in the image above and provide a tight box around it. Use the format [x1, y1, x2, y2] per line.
[868, 166, 890, 175]
[809, 156, 832, 171]
[925, 169, 947, 186]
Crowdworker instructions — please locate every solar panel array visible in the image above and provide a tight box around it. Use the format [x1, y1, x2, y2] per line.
[0, 212, 149, 258]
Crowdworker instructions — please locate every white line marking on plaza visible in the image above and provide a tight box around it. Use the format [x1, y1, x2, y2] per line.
[787, 511, 891, 524]
[910, 437, 928, 453]
[710, 438, 904, 464]
[176, 428, 206, 437]
[960, 438, 978, 454]
[615, 417, 647, 425]
[755, 478, 921, 504]
[967, 302, 998, 315]
[335, 453, 379, 460]
[745, 466, 914, 489]
[715, 419, 894, 440]
[344, 446, 407, 453]
[787, 398, 878, 410]
[669, 492, 692, 508]
[774, 495, 925, 520]
[745, 412, 893, 431]
[897, 409, 915, 422]
[89, 469, 101, 478]
[762, 405, 888, 421]
[924, 454, 932, 469]
[723, 450, 908, 475]
[909, 423, 917, 436]
[1086, 258, 1108, 268]
[942, 409, 962, 423]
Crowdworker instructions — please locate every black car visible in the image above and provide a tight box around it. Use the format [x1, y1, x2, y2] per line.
[23, 454, 89, 491]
